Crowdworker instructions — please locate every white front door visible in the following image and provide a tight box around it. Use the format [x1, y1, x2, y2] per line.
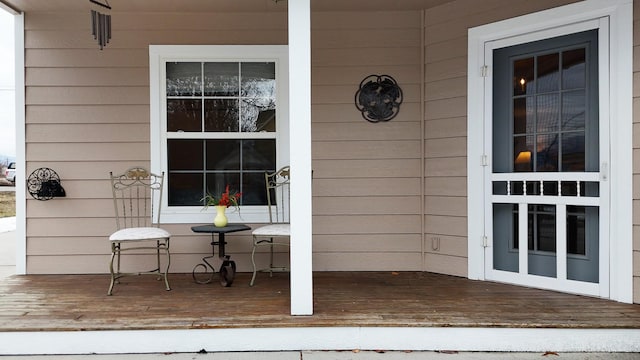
[485, 29, 609, 297]
[467, 0, 633, 303]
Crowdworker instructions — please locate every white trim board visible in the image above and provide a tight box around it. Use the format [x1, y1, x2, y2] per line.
[467, 0, 633, 303]
[1, 327, 639, 355]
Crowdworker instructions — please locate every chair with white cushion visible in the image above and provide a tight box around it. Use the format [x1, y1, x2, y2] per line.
[250, 166, 290, 286]
[108, 167, 171, 295]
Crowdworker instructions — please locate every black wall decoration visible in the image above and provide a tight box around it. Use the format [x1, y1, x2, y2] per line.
[354, 75, 403, 123]
[27, 168, 66, 201]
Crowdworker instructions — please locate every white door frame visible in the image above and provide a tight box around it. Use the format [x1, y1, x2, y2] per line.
[467, 0, 633, 303]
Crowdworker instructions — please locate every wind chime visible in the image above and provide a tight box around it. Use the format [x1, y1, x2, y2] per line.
[90, 0, 111, 50]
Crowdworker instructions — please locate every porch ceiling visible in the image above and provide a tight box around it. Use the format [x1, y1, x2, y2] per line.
[0, 0, 456, 13]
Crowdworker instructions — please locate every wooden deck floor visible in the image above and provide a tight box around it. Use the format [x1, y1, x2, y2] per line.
[0, 271, 639, 332]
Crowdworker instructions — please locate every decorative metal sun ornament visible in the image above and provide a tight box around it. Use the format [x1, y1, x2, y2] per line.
[90, 0, 112, 50]
[354, 74, 403, 123]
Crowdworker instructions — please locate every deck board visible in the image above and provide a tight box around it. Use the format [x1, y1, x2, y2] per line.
[0, 272, 639, 332]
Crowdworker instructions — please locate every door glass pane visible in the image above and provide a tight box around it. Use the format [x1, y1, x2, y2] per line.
[204, 99, 239, 132]
[567, 206, 599, 283]
[536, 134, 559, 172]
[167, 99, 202, 132]
[513, 136, 533, 172]
[536, 94, 559, 132]
[528, 204, 557, 278]
[513, 57, 534, 96]
[166, 62, 202, 96]
[534, 205, 556, 252]
[562, 48, 586, 90]
[513, 97, 534, 134]
[562, 90, 585, 130]
[567, 206, 586, 255]
[493, 203, 519, 273]
[537, 53, 560, 93]
[561, 132, 585, 171]
[204, 62, 239, 96]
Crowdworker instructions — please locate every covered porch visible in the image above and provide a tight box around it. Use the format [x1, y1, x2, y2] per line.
[1, 271, 639, 354]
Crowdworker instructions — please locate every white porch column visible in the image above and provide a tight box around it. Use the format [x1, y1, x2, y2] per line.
[288, 0, 313, 315]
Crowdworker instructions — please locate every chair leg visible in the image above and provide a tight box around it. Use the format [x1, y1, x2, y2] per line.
[107, 243, 118, 296]
[250, 237, 258, 286]
[269, 238, 274, 278]
[163, 240, 171, 291]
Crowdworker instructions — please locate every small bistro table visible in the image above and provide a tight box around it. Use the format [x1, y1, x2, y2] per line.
[191, 224, 251, 287]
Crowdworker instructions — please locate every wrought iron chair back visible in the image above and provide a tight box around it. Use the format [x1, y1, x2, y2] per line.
[110, 167, 164, 230]
[250, 166, 291, 286]
[266, 166, 290, 225]
[107, 167, 171, 296]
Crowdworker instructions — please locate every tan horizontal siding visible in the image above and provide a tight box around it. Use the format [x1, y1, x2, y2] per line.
[26, 68, 148, 87]
[26, 87, 149, 105]
[27, 105, 149, 124]
[28, 143, 150, 162]
[313, 140, 421, 159]
[309, 11, 423, 271]
[313, 65, 420, 86]
[312, 11, 420, 30]
[313, 178, 420, 197]
[313, 234, 421, 252]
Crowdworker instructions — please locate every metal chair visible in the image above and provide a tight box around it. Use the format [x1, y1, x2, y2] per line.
[250, 166, 290, 286]
[108, 167, 171, 295]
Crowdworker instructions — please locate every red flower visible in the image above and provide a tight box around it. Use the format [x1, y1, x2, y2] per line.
[202, 184, 242, 209]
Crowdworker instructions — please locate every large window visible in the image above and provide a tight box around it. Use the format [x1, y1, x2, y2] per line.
[150, 46, 289, 223]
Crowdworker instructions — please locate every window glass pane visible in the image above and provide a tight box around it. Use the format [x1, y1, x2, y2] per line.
[562, 48, 586, 90]
[562, 90, 585, 131]
[205, 173, 241, 205]
[205, 140, 240, 170]
[241, 63, 276, 133]
[536, 94, 559, 133]
[168, 173, 203, 206]
[513, 136, 533, 172]
[242, 139, 276, 170]
[242, 172, 269, 206]
[537, 53, 560, 93]
[513, 57, 534, 96]
[241, 62, 275, 97]
[167, 99, 202, 132]
[168, 139, 203, 171]
[567, 205, 586, 255]
[536, 134, 559, 172]
[204, 99, 239, 132]
[166, 62, 201, 96]
[204, 62, 239, 96]
[561, 131, 585, 171]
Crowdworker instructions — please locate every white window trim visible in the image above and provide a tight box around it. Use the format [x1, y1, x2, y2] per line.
[149, 45, 290, 224]
[467, 0, 633, 302]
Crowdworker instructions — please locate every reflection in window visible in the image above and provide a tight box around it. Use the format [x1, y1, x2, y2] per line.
[512, 47, 587, 172]
[165, 60, 279, 206]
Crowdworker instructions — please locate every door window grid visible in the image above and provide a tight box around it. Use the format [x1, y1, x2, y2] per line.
[512, 46, 588, 173]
